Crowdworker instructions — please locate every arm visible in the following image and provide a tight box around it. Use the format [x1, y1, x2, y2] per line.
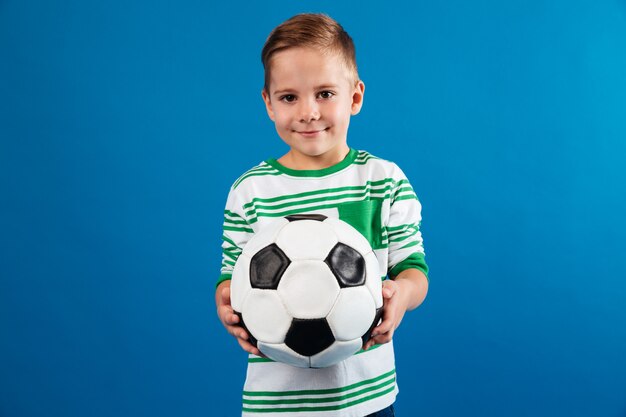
[364, 163, 429, 350]
[216, 187, 260, 355]
[363, 268, 428, 350]
[215, 280, 261, 355]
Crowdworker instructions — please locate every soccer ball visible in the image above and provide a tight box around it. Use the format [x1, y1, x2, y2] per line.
[230, 214, 383, 368]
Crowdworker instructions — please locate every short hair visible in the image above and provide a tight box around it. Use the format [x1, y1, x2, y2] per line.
[261, 13, 359, 92]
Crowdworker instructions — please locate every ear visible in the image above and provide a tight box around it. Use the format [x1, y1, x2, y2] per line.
[261, 88, 275, 121]
[350, 80, 365, 115]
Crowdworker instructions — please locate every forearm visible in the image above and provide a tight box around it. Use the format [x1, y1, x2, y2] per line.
[394, 268, 429, 311]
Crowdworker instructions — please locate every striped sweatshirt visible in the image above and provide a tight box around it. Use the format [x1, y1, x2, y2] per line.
[219, 149, 428, 417]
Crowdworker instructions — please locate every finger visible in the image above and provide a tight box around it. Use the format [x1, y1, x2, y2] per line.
[237, 337, 261, 356]
[363, 339, 376, 350]
[371, 324, 395, 344]
[217, 305, 237, 325]
[372, 321, 393, 338]
[225, 324, 248, 339]
[371, 305, 397, 337]
[223, 311, 240, 326]
[371, 331, 394, 345]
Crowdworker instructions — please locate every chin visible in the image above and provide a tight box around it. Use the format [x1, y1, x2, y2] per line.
[300, 147, 331, 158]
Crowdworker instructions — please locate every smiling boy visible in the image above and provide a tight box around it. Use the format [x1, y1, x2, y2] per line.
[260, 46, 364, 170]
[216, 13, 429, 417]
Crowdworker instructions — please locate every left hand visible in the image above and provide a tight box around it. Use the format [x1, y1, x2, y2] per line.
[363, 269, 429, 350]
[363, 279, 408, 350]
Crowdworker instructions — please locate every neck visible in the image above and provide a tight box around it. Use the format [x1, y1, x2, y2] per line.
[279, 147, 350, 171]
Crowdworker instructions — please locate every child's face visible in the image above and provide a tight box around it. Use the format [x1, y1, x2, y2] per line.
[261, 47, 364, 164]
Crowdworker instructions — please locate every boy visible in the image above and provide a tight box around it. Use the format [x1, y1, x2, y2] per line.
[216, 13, 429, 417]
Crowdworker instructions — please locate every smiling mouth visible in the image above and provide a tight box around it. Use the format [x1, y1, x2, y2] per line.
[296, 128, 328, 135]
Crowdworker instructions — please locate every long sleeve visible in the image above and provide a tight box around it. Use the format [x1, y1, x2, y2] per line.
[385, 164, 429, 280]
[218, 187, 254, 287]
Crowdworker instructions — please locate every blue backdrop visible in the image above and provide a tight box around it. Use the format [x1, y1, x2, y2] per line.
[2, 1, 625, 416]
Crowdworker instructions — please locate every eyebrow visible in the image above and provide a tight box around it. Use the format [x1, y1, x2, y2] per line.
[272, 84, 340, 96]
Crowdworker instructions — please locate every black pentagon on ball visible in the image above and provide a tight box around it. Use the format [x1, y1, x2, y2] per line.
[324, 243, 366, 287]
[285, 213, 328, 222]
[285, 318, 335, 357]
[249, 244, 291, 289]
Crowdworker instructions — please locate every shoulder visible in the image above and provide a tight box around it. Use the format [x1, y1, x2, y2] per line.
[353, 149, 405, 178]
[230, 160, 282, 191]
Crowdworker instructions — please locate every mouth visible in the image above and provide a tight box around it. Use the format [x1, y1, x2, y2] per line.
[296, 128, 328, 137]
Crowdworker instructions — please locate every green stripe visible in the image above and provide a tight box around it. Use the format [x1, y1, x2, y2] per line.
[387, 223, 416, 234]
[224, 247, 242, 255]
[222, 250, 240, 262]
[388, 228, 419, 243]
[224, 209, 247, 220]
[223, 225, 254, 233]
[224, 217, 249, 226]
[243, 376, 395, 405]
[222, 235, 237, 246]
[354, 155, 378, 165]
[248, 357, 273, 363]
[355, 151, 379, 161]
[399, 240, 421, 250]
[389, 252, 429, 279]
[242, 385, 396, 413]
[239, 180, 407, 223]
[243, 189, 393, 217]
[246, 199, 390, 224]
[242, 179, 395, 208]
[393, 195, 418, 203]
[243, 369, 395, 397]
[387, 227, 418, 238]
[386, 224, 412, 232]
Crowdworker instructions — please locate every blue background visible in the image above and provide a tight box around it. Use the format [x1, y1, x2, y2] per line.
[2, 1, 625, 416]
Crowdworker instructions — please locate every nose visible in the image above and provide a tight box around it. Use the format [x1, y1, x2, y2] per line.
[298, 98, 320, 123]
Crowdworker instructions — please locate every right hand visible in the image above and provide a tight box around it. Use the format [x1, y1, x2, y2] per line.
[215, 281, 261, 356]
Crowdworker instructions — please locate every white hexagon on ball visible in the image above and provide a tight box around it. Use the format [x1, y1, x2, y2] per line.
[241, 289, 292, 344]
[275, 220, 338, 260]
[327, 287, 376, 341]
[278, 260, 340, 319]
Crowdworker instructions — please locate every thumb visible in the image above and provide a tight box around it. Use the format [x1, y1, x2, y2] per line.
[382, 280, 397, 299]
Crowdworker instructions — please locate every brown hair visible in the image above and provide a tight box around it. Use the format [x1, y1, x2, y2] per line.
[261, 13, 359, 92]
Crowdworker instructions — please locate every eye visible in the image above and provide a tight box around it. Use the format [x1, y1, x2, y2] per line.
[280, 94, 296, 103]
[318, 91, 335, 99]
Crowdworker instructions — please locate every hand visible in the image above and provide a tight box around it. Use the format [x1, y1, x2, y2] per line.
[363, 279, 408, 350]
[362, 269, 429, 350]
[216, 281, 262, 356]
